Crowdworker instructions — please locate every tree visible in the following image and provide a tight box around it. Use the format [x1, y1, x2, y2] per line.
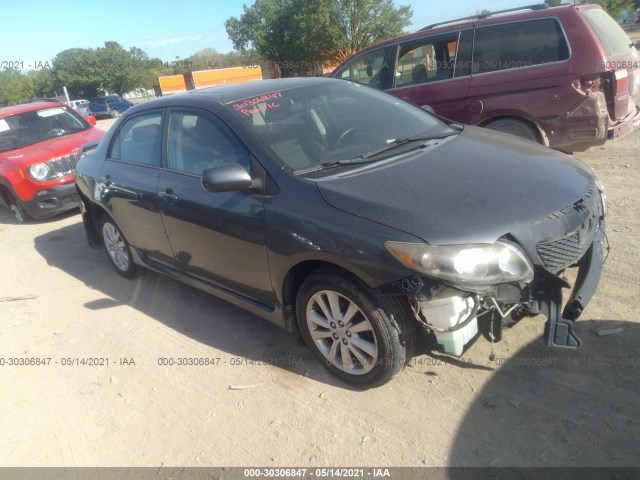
[51, 48, 104, 99]
[333, 0, 412, 57]
[543, 0, 563, 6]
[0, 69, 35, 105]
[567, 0, 634, 19]
[225, 0, 412, 77]
[225, 0, 339, 77]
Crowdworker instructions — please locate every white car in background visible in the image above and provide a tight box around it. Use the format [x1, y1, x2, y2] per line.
[68, 99, 91, 117]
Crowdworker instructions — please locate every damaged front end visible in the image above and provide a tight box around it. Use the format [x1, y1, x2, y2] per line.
[383, 179, 607, 356]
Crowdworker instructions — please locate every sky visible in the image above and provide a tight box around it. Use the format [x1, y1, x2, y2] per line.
[3, 0, 547, 67]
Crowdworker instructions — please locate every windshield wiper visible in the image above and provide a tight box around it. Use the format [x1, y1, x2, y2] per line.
[296, 126, 462, 175]
[360, 127, 461, 159]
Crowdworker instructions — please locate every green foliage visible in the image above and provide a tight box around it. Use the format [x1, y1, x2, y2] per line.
[225, 0, 412, 76]
[569, 0, 635, 19]
[543, 0, 563, 7]
[225, 0, 337, 76]
[334, 0, 412, 53]
[0, 68, 35, 105]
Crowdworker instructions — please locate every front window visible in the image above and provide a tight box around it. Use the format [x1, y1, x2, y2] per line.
[335, 48, 390, 90]
[227, 81, 448, 172]
[167, 111, 250, 175]
[0, 106, 90, 152]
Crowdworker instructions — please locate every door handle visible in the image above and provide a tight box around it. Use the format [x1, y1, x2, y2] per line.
[159, 189, 178, 204]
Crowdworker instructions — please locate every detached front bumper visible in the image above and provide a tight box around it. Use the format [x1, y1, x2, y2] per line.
[541, 221, 606, 348]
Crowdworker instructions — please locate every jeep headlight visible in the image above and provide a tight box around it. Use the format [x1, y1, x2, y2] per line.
[28, 163, 50, 181]
[385, 240, 534, 291]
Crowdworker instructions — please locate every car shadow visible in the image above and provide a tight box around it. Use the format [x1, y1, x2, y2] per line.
[448, 318, 640, 470]
[0, 205, 80, 225]
[33, 220, 356, 390]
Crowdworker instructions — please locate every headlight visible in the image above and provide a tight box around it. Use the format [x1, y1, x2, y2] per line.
[28, 163, 50, 181]
[385, 240, 534, 291]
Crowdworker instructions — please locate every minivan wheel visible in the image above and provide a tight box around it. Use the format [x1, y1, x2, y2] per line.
[99, 215, 137, 278]
[111, 109, 120, 118]
[486, 118, 540, 143]
[296, 269, 415, 388]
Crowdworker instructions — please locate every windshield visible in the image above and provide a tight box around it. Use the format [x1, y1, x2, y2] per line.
[0, 106, 89, 152]
[226, 81, 449, 172]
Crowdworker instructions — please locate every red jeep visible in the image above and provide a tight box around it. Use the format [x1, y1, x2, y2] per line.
[0, 102, 104, 221]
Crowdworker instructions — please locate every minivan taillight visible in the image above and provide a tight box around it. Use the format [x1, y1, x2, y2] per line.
[613, 69, 629, 95]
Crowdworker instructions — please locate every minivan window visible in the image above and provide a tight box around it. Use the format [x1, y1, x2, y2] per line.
[396, 32, 462, 87]
[473, 18, 570, 74]
[335, 47, 389, 90]
[582, 8, 632, 58]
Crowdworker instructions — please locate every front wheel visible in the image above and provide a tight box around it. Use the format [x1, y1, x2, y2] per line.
[296, 269, 415, 388]
[99, 215, 137, 278]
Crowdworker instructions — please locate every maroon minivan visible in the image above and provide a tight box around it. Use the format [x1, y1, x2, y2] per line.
[332, 4, 640, 152]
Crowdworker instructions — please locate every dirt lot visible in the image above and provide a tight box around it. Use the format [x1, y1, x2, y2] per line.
[0, 117, 638, 469]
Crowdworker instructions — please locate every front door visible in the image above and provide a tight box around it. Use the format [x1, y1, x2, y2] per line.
[157, 109, 273, 306]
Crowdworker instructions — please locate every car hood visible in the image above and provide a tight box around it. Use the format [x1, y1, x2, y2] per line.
[315, 126, 595, 245]
[0, 128, 104, 165]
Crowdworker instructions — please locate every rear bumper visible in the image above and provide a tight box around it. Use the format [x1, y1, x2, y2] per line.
[608, 105, 640, 141]
[19, 181, 80, 219]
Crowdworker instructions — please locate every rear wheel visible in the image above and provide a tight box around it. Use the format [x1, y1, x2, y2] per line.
[99, 215, 137, 278]
[296, 269, 415, 388]
[111, 109, 120, 118]
[485, 118, 540, 143]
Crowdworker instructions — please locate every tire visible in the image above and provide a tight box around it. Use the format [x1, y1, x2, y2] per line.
[99, 215, 137, 278]
[296, 268, 415, 388]
[485, 118, 540, 143]
[111, 109, 120, 118]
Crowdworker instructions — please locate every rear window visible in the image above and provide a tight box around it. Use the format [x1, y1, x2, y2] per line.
[582, 8, 632, 58]
[90, 97, 106, 105]
[473, 18, 570, 74]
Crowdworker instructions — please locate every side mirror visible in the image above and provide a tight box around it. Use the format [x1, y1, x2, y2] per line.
[86, 115, 97, 126]
[421, 105, 435, 114]
[202, 164, 253, 193]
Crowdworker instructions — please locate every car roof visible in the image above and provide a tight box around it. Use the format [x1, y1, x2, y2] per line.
[0, 101, 67, 118]
[141, 77, 341, 109]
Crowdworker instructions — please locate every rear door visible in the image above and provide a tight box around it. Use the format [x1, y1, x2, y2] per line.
[157, 108, 273, 306]
[98, 109, 176, 267]
[466, 18, 573, 125]
[387, 29, 473, 122]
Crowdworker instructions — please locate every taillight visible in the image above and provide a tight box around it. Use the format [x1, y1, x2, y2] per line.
[613, 69, 629, 95]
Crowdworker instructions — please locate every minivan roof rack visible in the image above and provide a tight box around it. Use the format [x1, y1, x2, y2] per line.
[420, 4, 548, 31]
